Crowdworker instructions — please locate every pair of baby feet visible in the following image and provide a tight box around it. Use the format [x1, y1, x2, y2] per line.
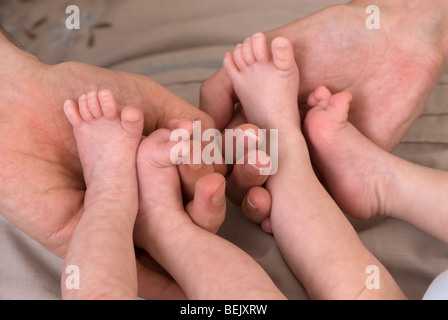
[64, 33, 389, 247]
[223, 32, 390, 220]
[63, 89, 216, 250]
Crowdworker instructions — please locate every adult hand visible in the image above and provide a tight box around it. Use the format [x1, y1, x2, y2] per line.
[0, 37, 210, 257]
[218, 107, 274, 232]
[0, 32, 268, 298]
[200, 0, 448, 152]
[201, 1, 448, 230]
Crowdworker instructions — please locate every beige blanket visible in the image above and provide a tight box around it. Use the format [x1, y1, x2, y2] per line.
[1, 0, 447, 299]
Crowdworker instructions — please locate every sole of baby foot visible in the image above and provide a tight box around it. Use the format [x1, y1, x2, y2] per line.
[304, 86, 393, 219]
[223, 33, 300, 130]
[63, 89, 143, 209]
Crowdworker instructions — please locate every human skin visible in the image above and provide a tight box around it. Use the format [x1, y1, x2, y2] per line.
[200, 0, 448, 229]
[61, 90, 144, 299]
[200, 0, 448, 152]
[133, 128, 286, 300]
[304, 86, 448, 246]
[223, 33, 406, 299]
[0, 29, 270, 299]
[60, 92, 264, 300]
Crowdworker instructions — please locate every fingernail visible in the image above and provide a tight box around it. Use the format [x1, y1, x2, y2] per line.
[211, 182, 226, 206]
[247, 157, 272, 176]
[235, 129, 261, 150]
[245, 161, 262, 177]
[189, 162, 202, 170]
[245, 156, 272, 177]
[246, 197, 258, 212]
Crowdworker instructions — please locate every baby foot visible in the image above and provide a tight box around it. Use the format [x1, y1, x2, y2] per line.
[223, 33, 300, 130]
[133, 125, 226, 253]
[136, 127, 187, 225]
[63, 89, 144, 210]
[304, 86, 393, 219]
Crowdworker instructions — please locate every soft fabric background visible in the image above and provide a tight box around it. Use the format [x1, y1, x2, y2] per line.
[1, 0, 447, 299]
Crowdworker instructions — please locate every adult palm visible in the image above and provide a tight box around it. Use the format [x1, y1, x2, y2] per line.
[0, 39, 215, 298]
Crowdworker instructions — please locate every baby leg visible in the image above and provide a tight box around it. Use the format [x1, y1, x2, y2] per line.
[305, 85, 448, 243]
[62, 90, 144, 299]
[134, 126, 285, 299]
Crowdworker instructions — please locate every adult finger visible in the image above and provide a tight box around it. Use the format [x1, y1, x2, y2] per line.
[169, 119, 226, 201]
[220, 122, 263, 169]
[199, 67, 236, 131]
[178, 156, 215, 201]
[225, 148, 272, 204]
[112, 73, 216, 135]
[241, 187, 272, 233]
[185, 173, 226, 234]
[226, 103, 247, 129]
